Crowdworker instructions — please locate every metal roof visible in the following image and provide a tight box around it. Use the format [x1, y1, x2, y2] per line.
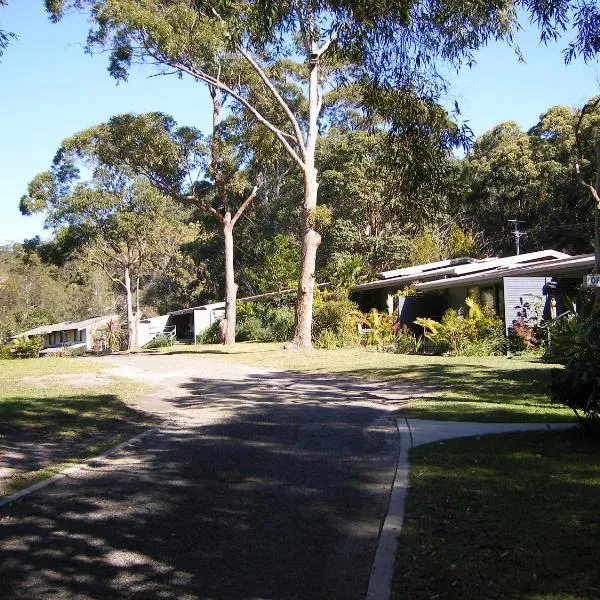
[352, 250, 574, 293]
[13, 314, 119, 338]
[415, 254, 595, 291]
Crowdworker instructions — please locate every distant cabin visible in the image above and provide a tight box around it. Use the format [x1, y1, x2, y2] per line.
[12, 314, 119, 355]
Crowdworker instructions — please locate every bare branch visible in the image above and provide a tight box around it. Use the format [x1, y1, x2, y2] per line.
[231, 183, 260, 227]
[84, 255, 126, 289]
[316, 31, 338, 57]
[237, 46, 307, 155]
[148, 49, 306, 170]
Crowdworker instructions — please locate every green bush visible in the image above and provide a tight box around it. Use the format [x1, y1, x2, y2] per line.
[415, 298, 505, 356]
[359, 309, 395, 347]
[312, 289, 361, 347]
[145, 334, 173, 349]
[314, 328, 341, 349]
[0, 343, 14, 359]
[266, 307, 295, 342]
[382, 325, 422, 355]
[197, 320, 222, 344]
[8, 336, 44, 358]
[549, 313, 600, 432]
[236, 315, 269, 342]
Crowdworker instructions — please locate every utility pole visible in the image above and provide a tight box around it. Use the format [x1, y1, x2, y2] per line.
[508, 219, 526, 255]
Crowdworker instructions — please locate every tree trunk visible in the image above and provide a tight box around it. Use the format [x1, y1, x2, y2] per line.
[222, 214, 238, 345]
[124, 266, 138, 351]
[595, 142, 600, 303]
[292, 50, 321, 348]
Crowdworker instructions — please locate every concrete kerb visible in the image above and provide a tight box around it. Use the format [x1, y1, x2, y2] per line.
[0, 427, 159, 509]
[365, 418, 576, 600]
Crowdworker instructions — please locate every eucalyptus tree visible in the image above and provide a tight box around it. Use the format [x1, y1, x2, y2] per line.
[46, 0, 600, 346]
[47, 111, 265, 344]
[574, 96, 600, 292]
[21, 159, 179, 350]
[460, 99, 600, 256]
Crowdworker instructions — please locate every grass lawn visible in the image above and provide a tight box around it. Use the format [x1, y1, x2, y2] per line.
[158, 343, 574, 422]
[0, 357, 152, 495]
[393, 429, 600, 599]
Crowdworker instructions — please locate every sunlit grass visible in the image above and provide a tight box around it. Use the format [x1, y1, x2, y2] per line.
[0, 357, 152, 494]
[158, 344, 573, 422]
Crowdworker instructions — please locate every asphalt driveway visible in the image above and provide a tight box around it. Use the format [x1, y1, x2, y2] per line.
[0, 353, 406, 600]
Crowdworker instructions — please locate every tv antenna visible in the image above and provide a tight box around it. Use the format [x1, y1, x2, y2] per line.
[508, 219, 526, 255]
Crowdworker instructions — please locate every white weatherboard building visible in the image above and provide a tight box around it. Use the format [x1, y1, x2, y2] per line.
[12, 314, 119, 354]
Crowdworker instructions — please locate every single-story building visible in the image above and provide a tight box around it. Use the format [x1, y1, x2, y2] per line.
[12, 314, 119, 354]
[141, 288, 302, 345]
[351, 251, 596, 332]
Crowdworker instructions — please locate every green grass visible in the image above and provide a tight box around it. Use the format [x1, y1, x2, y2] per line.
[158, 343, 574, 422]
[0, 357, 153, 494]
[393, 430, 600, 599]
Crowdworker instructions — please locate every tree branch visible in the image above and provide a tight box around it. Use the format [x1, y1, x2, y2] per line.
[152, 52, 306, 170]
[237, 46, 307, 155]
[231, 183, 260, 227]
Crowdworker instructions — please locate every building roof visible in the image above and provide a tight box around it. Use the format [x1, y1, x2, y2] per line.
[352, 250, 573, 293]
[414, 254, 595, 292]
[13, 314, 118, 338]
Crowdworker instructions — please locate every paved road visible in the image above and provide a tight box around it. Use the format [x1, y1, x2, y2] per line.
[0, 353, 409, 600]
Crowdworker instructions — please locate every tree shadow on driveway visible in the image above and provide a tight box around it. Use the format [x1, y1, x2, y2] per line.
[0, 373, 399, 600]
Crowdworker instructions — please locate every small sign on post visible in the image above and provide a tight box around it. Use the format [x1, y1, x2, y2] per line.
[585, 274, 600, 288]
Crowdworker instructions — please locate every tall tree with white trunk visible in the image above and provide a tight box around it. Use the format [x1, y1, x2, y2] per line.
[46, 0, 600, 346]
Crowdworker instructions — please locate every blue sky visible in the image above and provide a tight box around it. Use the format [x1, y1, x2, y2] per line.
[0, 2, 599, 245]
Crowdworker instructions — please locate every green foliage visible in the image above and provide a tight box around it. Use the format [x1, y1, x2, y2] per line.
[549, 313, 600, 431]
[196, 320, 222, 344]
[382, 325, 423, 355]
[246, 235, 299, 294]
[312, 289, 362, 348]
[460, 97, 600, 255]
[94, 319, 123, 353]
[359, 309, 395, 347]
[144, 334, 173, 349]
[415, 298, 505, 356]
[8, 336, 44, 359]
[0, 244, 115, 344]
[236, 303, 295, 342]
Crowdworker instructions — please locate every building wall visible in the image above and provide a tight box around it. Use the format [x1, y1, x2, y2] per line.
[138, 314, 170, 347]
[503, 277, 549, 334]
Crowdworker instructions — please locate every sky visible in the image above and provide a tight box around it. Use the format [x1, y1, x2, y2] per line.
[0, 1, 599, 245]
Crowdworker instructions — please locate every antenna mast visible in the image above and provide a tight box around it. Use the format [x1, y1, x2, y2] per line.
[508, 219, 526, 255]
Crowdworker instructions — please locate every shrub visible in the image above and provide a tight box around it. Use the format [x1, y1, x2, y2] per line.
[382, 325, 422, 355]
[8, 336, 44, 358]
[549, 313, 600, 432]
[267, 306, 295, 342]
[312, 289, 361, 347]
[145, 334, 173, 349]
[236, 315, 270, 342]
[93, 319, 123, 353]
[360, 309, 395, 347]
[314, 328, 341, 349]
[0, 344, 14, 359]
[415, 298, 504, 356]
[196, 320, 222, 344]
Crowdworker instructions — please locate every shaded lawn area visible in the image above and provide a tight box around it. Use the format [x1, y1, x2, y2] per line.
[393, 430, 600, 600]
[0, 357, 152, 494]
[158, 344, 573, 422]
